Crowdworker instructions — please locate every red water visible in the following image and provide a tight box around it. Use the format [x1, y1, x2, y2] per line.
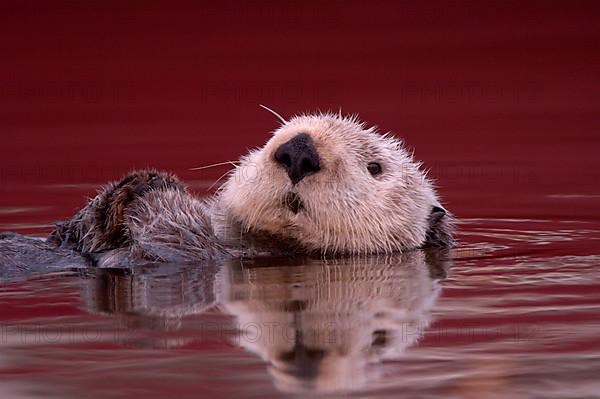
[1, 1, 600, 398]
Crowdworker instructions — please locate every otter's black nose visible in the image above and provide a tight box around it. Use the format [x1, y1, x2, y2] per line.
[274, 133, 320, 185]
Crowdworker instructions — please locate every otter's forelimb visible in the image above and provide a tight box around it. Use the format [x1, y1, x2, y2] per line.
[49, 170, 227, 263]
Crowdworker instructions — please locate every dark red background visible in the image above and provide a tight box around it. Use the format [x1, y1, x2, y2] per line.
[1, 4, 600, 396]
[1, 0, 599, 233]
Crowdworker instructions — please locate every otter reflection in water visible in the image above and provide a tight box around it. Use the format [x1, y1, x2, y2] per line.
[81, 250, 450, 393]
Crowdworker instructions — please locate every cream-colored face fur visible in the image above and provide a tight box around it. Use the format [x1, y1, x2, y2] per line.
[218, 113, 440, 254]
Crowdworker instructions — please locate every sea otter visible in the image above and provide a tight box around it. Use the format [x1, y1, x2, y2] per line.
[2, 111, 453, 267]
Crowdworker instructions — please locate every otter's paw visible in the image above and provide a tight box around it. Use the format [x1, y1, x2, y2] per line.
[48, 169, 186, 254]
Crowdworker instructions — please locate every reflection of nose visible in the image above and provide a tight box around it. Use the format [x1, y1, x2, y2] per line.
[274, 133, 320, 185]
[277, 313, 327, 379]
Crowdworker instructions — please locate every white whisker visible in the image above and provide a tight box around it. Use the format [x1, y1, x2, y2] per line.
[190, 161, 240, 171]
[207, 169, 235, 191]
[259, 104, 287, 124]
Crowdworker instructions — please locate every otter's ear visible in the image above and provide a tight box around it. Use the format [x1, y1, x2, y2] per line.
[430, 206, 446, 224]
[422, 205, 454, 248]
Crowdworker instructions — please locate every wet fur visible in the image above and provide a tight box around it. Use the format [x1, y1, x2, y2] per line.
[48, 170, 228, 263]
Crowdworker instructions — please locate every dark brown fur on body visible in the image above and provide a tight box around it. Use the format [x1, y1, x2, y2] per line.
[48, 170, 228, 262]
[49, 170, 184, 253]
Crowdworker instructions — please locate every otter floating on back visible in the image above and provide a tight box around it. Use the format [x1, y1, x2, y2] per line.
[4, 111, 454, 267]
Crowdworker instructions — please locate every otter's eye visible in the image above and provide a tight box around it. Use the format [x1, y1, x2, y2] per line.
[367, 162, 382, 176]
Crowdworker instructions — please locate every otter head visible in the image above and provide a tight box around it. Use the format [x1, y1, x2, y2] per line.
[217, 112, 453, 254]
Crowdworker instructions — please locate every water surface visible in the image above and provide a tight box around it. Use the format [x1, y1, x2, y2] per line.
[1, 184, 599, 398]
